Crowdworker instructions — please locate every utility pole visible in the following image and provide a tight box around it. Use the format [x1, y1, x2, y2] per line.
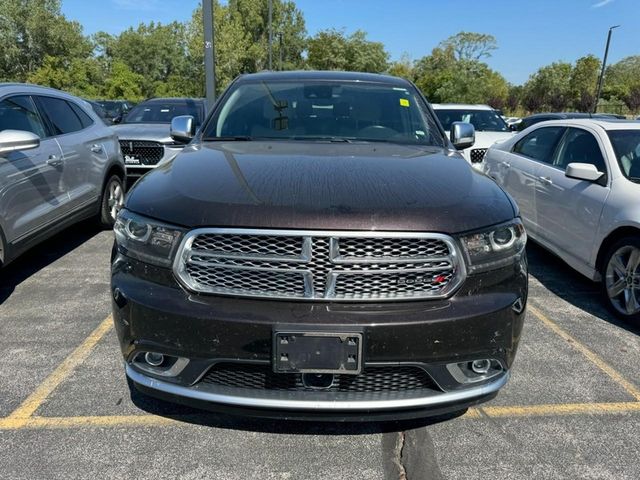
[203, 0, 216, 111]
[268, 0, 273, 70]
[279, 33, 284, 70]
[593, 25, 620, 114]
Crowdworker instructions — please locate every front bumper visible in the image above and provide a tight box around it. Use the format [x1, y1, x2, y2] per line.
[112, 251, 527, 419]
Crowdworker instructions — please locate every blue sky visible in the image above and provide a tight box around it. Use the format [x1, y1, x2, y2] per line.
[61, 0, 639, 85]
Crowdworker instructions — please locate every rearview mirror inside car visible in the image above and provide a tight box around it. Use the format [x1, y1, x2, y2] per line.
[450, 121, 475, 150]
[0, 130, 40, 156]
[565, 163, 605, 182]
[170, 115, 195, 144]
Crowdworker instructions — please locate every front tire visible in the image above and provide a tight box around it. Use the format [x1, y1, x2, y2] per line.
[100, 175, 124, 228]
[602, 236, 640, 325]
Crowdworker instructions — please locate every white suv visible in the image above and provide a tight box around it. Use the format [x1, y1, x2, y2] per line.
[432, 104, 515, 169]
[484, 118, 640, 323]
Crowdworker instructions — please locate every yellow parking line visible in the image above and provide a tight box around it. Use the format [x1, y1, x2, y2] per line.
[5, 315, 114, 427]
[527, 304, 640, 401]
[470, 401, 640, 419]
[0, 415, 178, 430]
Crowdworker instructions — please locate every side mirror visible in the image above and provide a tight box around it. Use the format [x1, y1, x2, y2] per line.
[509, 124, 519, 132]
[112, 115, 122, 124]
[450, 121, 475, 150]
[565, 163, 605, 182]
[170, 115, 195, 144]
[0, 130, 40, 156]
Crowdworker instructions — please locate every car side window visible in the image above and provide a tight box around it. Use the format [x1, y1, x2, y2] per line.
[513, 126, 566, 164]
[36, 96, 84, 135]
[553, 128, 606, 173]
[69, 102, 95, 129]
[0, 95, 47, 138]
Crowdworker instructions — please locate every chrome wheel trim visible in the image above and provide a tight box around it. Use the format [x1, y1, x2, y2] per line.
[107, 180, 124, 221]
[605, 245, 640, 316]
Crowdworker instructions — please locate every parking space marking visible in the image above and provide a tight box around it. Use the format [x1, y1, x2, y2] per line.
[527, 304, 640, 401]
[473, 401, 640, 419]
[4, 315, 113, 427]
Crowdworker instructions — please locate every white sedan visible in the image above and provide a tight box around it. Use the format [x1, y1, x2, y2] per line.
[484, 118, 640, 323]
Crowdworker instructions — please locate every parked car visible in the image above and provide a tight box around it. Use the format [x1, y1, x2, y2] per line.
[112, 71, 528, 420]
[110, 98, 206, 187]
[97, 100, 135, 124]
[0, 84, 125, 267]
[484, 118, 640, 323]
[432, 104, 515, 169]
[85, 100, 113, 125]
[517, 112, 621, 131]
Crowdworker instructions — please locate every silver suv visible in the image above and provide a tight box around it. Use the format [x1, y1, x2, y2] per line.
[0, 84, 125, 267]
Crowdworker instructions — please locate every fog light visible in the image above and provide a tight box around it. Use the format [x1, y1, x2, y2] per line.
[144, 352, 164, 367]
[471, 359, 491, 374]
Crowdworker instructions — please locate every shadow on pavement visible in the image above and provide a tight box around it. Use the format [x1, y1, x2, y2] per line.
[526, 241, 640, 335]
[0, 220, 104, 304]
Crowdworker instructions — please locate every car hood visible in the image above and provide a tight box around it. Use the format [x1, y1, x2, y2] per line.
[110, 123, 172, 143]
[125, 141, 516, 233]
[466, 131, 515, 150]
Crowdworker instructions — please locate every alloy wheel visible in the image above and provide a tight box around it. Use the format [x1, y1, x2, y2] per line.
[605, 245, 640, 316]
[107, 180, 124, 221]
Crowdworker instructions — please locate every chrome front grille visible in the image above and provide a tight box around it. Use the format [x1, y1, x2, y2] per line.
[174, 229, 465, 301]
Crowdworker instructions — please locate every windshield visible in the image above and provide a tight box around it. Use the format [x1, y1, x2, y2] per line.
[123, 100, 202, 125]
[608, 130, 640, 182]
[435, 108, 509, 132]
[99, 101, 127, 117]
[202, 80, 444, 146]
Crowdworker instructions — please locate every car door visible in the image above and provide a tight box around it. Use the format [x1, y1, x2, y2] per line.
[535, 127, 610, 266]
[500, 126, 566, 236]
[35, 95, 102, 215]
[0, 95, 66, 244]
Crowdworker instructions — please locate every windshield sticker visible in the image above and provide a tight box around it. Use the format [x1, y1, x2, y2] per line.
[400, 98, 410, 107]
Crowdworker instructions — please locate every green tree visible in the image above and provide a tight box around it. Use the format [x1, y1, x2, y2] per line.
[0, 0, 92, 82]
[98, 21, 191, 98]
[27, 55, 103, 98]
[387, 54, 415, 81]
[522, 61, 572, 112]
[603, 56, 640, 102]
[569, 55, 600, 112]
[102, 61, 144, 101]
[307, 29, 389, 73]
[439, 31, 497, 61]
[413, 44, 508, 106]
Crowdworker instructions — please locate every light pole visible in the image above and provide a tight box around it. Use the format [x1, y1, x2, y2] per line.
[268, 0, 273, 70]
[593, 25, 620, 114]
[203, 0, 216, 111]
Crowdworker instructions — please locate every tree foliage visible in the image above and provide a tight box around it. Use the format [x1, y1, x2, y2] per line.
[0, 0, 91, 82]
[439, 32, 497, 61]
[307, 29, 388, 73]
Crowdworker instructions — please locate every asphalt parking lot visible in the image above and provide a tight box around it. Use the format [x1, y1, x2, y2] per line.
[1, 223, 639, 480]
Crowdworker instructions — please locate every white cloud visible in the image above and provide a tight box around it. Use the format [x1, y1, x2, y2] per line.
[592, 0, 614, 8]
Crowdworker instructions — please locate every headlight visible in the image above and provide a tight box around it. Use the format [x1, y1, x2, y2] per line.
[114, 209, 184, 267]
[459, 219, 526, 273]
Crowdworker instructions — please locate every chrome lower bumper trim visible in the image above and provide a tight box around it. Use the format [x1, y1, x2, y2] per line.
[126, 365, 509, 411]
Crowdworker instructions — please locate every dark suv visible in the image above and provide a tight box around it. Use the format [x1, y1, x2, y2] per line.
[111, 71, 527, 420]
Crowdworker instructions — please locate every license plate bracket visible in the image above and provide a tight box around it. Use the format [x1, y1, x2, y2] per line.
[273, 331, 363, 375]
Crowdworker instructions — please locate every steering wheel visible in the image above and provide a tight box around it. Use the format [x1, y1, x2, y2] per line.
[357, 125, 398, 140]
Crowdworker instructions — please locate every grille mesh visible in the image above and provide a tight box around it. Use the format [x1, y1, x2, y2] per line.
[470, 148, 487, 164]
[120, 140, 164, 165]
[201, 363, 436, 393]
[337, 237, 449, 260]
[176, 230, 462, 301]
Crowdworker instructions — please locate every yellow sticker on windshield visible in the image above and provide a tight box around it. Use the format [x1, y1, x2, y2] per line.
[400, 98, 410, 107]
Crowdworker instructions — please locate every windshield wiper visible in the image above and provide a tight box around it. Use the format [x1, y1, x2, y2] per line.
[290, 136, 353, 143]
[203, 136, 253, 141]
